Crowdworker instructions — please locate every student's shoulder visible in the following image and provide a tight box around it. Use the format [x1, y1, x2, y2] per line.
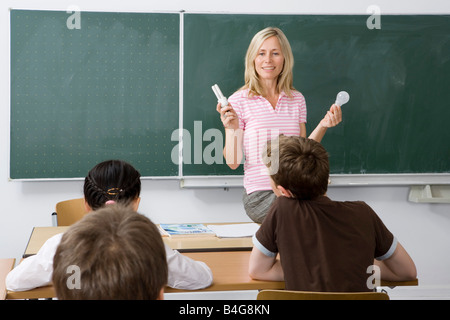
[337, 199, 373, 211]
[41, 232, 64, 248]
[38, 233, 64, 256]
[311, 196, 370, 213]
[271, 196, 302, 214]
[337, 199, 382, 221]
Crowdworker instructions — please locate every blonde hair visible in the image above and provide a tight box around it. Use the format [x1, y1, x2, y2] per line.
[241, 27, 295, 97]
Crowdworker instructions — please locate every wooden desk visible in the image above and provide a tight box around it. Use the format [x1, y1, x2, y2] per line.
[23, 225, 254, 257]
[23, 227, 69, 257]
[1, 258, 16, 300]
[8, 226, 418, 299]
[6, 250, 418, 299]
[6, 251, 281, 299]
[165, 251, 419, 293]
[165, 251, 284, 293]
[6, 249, 418, 299]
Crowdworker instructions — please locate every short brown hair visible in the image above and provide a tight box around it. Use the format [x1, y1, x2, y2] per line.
[53, 204, 167, 300]
[263, 135, 329, 199]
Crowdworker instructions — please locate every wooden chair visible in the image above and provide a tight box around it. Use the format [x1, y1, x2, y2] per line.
[257, 289, 390, 300]
[55, 198, 87, 226]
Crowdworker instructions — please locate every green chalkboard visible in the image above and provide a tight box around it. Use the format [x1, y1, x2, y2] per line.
[183, 14, 450, 176]
[10, 10, 179, 179]
[10, 11, 450, 180]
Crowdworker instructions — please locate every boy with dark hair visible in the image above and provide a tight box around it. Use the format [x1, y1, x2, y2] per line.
[249, 135, 416, 292]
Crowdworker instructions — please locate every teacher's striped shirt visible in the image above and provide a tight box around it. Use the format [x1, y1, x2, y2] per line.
[228, 89, 307, 194]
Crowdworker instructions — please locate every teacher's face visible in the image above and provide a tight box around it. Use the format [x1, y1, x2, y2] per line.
[254, 36, 285, 82]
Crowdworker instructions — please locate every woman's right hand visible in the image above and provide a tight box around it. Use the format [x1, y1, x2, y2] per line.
[216, 103, 239, 130]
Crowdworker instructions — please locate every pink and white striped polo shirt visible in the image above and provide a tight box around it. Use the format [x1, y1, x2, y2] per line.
[228, 89, 307, 194]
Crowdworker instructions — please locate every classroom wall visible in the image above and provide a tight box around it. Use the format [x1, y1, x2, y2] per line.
[1, 0, 449, 297]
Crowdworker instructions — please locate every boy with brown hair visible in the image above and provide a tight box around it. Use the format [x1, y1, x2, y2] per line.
[249, 135, 417, 292]
[52, 204, 167, 300]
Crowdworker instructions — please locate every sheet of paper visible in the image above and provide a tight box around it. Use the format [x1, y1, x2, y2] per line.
[207, 223, 260, 238]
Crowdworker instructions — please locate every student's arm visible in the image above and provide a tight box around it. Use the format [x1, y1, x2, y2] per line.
[374, 242, 417, 282]
[165, 245, 213, 290]
[6, 233, 63, 291]
[217, 103, 244, 169]
[308, 104, 342, 143]
[248, 247, 284, 281]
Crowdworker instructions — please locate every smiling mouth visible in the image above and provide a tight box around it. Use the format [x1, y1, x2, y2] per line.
[262, 66, 276, 70]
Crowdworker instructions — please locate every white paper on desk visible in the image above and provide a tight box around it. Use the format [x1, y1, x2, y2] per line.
[207, 223, 260, 238]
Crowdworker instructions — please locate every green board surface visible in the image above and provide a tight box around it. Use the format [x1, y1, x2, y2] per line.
[11, 10, 179, 179]
[183, 14, 450, 176]
[10, 11, 450, 179]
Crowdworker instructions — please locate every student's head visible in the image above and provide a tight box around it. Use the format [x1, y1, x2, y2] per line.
[52, 204, 167, 300]
[244, 27, 295, 96]
[84, 160, 141, 211]
[263, 135, 329, 200]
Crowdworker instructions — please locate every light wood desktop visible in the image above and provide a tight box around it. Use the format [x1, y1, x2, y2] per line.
[6, 226, 418, 299]
[165, 251, 285, 293]
[165, 251, 419, 293]
[23, 227, 69, 257]
[22, 226, 253, 257]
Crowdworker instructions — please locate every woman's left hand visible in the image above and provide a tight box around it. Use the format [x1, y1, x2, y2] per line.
[320, 104, 342, 128]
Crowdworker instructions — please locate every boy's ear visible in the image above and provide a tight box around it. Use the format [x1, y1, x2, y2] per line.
[277, 185, 294, 198]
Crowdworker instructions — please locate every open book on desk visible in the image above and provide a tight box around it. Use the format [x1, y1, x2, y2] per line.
[158, 223, 260, 238]
[159, 224, 215, 237]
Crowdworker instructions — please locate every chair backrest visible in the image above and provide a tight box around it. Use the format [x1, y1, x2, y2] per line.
[257, 289, 389, 300]
[55, 198, 87, 226]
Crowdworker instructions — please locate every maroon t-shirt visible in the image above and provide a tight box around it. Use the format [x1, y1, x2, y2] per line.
[254, 196, 396, 292]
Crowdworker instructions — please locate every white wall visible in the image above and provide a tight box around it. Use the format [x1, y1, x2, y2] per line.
[1, 0, 449, 295]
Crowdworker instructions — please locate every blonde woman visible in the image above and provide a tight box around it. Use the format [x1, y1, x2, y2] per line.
[217, 27, 342, 223]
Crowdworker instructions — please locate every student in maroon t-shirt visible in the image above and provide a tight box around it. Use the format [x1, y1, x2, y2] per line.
[249, 135, 417, 292]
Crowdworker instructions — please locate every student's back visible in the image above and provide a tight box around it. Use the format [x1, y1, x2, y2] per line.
[256, 195, 395, 291]
[249, 135, 416, 291]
